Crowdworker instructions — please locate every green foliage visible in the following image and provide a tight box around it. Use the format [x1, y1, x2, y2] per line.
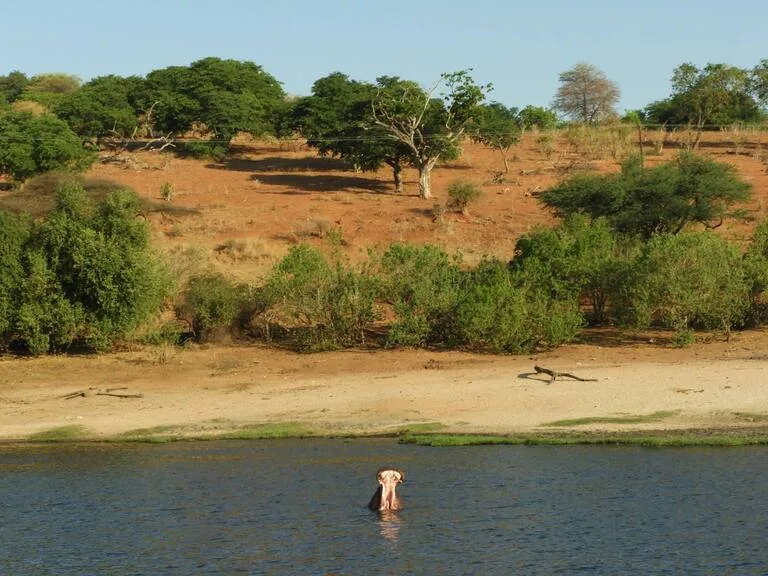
[55, 75, 144, 138]
[518, 105, 559, 130]
[371, 71, 491, 198]
[743, 219, 768, 324]
[179, 140, 229, 162]
[0, 71, 29, 104]
[447, 180, 482, 214]
[141, 57, 285, 141]
[258, 244, 377, 351]
[373, 243, 463, 347]
[0, 183, 171, 353]
[0, 111, 95, 181]
[471, 102, 521, 172]
[20, 73, 81, 110]
[177, 273, 246, 342]
[291, 72, 411, 189]
[453, 258, 583, 353]
[511, 215, 628, 324]
[540, 152, 752, 238]
[612, 232, 750, 335]
[645, 63, 762, 132]
[160, 181, 174, 201]
[0, 212, 32, 343]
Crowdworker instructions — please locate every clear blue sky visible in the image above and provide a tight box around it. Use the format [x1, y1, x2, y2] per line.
[3, 0, 768, 112]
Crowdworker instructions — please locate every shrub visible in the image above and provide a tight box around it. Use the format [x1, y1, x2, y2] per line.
[447, 180, 482, 214]
[511, 215, 633, 324]
[0, 211, 30, 342]
[13, 250, 84, 354]
[612, 231, 750, 337]
[160, 182, 174, 201]
[453, 258, 582, 353]
[744, 219, 768, 325]
[373, 243, 463, 347]
[257, 244, 377, 351]
[0, 182, 171, 353]
[0, 111, 95, 182]
[177, 273, 246, 342]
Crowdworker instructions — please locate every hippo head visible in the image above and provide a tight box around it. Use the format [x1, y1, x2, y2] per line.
[368, 467, 405, 512]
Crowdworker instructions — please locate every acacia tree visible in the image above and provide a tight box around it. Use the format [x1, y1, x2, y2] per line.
[371, 71, 491, 199]
[750, 59, 768, 106]
[553, 63, 620, 124]
[539, 152, 752, 238]
[471, 102, 521, 173]
[55, 75, 145, 139]
[291, 72, 411, 192]
[141, 57, 285, 143]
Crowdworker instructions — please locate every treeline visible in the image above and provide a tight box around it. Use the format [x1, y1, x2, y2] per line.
[4, 57, 768, 193]
[2, 176, 767, 355]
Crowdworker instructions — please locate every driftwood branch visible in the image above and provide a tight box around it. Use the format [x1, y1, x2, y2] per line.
[62, 387, 144, 400]
[534, 365, 598, 384]
[139, 132, 175, 152]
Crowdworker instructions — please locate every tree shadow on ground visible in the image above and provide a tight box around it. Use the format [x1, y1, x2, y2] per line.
[209, 156, 351, 173]
[249, 173, 391, 194]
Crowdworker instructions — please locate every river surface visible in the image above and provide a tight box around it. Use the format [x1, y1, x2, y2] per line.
[1, 439, 767, 575]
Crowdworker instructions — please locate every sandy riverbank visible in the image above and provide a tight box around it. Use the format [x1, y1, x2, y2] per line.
[1, 329, 767, 442]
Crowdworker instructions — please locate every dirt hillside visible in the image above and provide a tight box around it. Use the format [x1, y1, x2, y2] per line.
[2, 129, 768, 440]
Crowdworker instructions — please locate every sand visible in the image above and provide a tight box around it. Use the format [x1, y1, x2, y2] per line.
[2, 328, 767, 441]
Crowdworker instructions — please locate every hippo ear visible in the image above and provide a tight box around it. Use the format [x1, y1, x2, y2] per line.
[397, 470, 405, 482]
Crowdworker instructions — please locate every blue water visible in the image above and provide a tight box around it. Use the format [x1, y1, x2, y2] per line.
[1, 440, 767, 575]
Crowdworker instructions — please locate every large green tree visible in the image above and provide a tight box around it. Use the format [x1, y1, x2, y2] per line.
[518, 105, 559, 130]
[291, 72, 411, 192]
[539, 153, 752, 238]
[55, 75, 144, 139]
[371, 71, 491, 199]
[19, 73, 81, 109]
[141, 57, 285, 142]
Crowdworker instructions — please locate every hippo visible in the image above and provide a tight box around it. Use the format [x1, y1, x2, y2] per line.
[368, 468, 405, 511]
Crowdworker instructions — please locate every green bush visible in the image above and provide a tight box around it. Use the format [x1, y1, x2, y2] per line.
[0, 182, 171, 353]
[511, 215, 634, 324]
[177, 273, 246, 342]
[257, 244, 377, 351]
[0, 111, 95, 182]
[14, 250, 84, 354]
[744, 219, 768, 325]
[0, 211, 30, 343]
[453, 258, 582, 353]
[373, 243, 463, 347]
[447, 180, 482, 214]
[612, 231, 750, 336]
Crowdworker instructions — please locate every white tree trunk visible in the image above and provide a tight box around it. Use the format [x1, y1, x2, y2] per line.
[417, 158, 438, 199]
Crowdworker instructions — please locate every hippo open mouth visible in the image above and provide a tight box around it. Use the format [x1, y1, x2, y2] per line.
[368, 468, 405, 511]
